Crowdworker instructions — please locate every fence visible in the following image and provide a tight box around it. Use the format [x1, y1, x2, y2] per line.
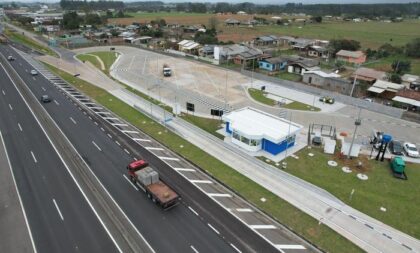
[241, 69, 404, 118]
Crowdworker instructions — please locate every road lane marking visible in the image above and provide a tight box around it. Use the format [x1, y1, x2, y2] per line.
[188, 206, 199, 216]
[158, 156, 179, 161]
[103, 117, 119, 120]
[92, 141, 102, 151]
[191, 180, 213, 184]
[107, 134, 112, 138]
[133, 138, 151, 142]
[41, 87, 46, 91]
[0, 131, 38, 253]
[52, 199, 64, 220]
[175, 168, 196, 172]
[53, 100, 59, 105]
[122, 130, 138, 134]
[112, 123, 128, 127]
[9, 104, 13, 110]
[18, 123, 23, 132]
[32, 77, 36, 81]
[207, 193, 232, 197]
[100, 127, 105, 132]
[94, 121, 98, 125]
[1, 90, 4, 95]
[69, 117, 77, 125]
[236, 208, 253, 212]
[123, 174, 139, 191]
[275, 245, 306, 250]
[115, 141, 121, 146]
[249, 225, 277, 229]
[207, 223, 220, 235]
[230, 243, 242, 253]
[145, 147, 164, 151]
[30, 151, 37, 163]
[190, 245, 199, 253]
[124, 149, 130, 155]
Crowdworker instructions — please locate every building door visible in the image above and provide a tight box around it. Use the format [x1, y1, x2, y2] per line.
[308, 77, 312, 84]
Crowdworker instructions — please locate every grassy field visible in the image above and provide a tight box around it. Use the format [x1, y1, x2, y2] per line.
[265, 147, 420, 239]
[180, 113, 224, 139]
[276, 71, 302, 82]
[219, 20, 420, 49]
[43, 62, 363, 253]
[3, 28, 57, 57]
[89, 51, 119, 72]
[76, 54, 103, 70]
[248, 88, 320, 111]
[365, 55, 420, 76]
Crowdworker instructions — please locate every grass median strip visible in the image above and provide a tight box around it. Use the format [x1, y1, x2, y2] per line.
[4, 28, 57, 57]
[43, 62, 363, 253]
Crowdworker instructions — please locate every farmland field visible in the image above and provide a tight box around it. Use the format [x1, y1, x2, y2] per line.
[110, 13, 420, 49]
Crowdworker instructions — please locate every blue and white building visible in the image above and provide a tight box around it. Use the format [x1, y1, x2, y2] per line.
[222, 107, 303, 155]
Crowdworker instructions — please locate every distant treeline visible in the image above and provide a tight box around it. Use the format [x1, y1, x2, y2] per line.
[124, 2, 420, 18]
[60, 0, 124, 11]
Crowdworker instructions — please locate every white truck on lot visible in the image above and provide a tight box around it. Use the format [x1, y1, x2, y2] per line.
[163, 64, 171, 77]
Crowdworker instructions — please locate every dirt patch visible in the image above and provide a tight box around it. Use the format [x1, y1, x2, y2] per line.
[334, 153, 373, 173]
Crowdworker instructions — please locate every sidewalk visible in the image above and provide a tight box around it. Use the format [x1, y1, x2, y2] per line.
[38, 51, 420, 253]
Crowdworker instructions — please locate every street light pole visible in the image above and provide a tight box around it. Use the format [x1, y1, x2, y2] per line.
[347, 107, 362, 159]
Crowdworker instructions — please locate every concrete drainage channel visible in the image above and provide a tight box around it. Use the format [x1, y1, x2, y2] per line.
[19, 51, 317, 253]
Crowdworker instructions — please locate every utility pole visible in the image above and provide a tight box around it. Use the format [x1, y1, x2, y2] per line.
[349, 63, 360, 97]
[347, 107, 362, 159]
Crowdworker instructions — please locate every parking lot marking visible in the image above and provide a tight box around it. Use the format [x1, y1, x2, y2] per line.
[2, 90, 5, 95]
[275, 245, 306, 250]
[249, 225, 277, 229]
[9, 104, 13, 111]
[190, 245, 199, 253]
[53, 100, 59, 105]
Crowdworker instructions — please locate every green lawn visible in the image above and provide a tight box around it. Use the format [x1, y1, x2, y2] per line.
[266, 148, 420, 239]
[276, 71, 302, 82]
[89, 51, 119, 72]
[43, 62, 363, 253]
[248, 88, 320, 111]
[365, 55, 420, 76]
[3, 28, 57, 57]
[76, 54, 102, 70]
[180, 113, 225, 139]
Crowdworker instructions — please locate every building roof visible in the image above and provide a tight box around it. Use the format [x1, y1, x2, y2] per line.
[255, 35, 278, 42]
[395, 89, 420, 101]
[309, 45, 328, 53]
[178, 40, 201, 50]
[352, 67, 386, 82]
[401, 74, 420, 83]
[222, 107, 302, 143]
[336, 50, 365, 59]
[278, 36, 295, 41]
[392, 96, 420, 107]
[304, 70, 341, 78]
[225, 18, 240, 24]
[369, 80, 405, 93]
[289, 56, 319, 68]
[262, 56, 289, 64]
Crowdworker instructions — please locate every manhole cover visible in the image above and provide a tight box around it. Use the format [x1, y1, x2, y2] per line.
[308, 153, 314, 157]
[357, 173, 368, 180]
[328, 161, 338, 167]
[342, 167, 352, 173]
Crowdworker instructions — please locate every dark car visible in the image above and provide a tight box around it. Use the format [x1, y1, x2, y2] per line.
[312, 136, 322, 146]
[319, 96, 335, 104]
[389, 140, 404, 155]
[40, 95, 51, 103]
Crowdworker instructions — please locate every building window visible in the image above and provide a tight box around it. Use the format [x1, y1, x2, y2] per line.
[250, 139, 261, 146]
[286, 134, 296, 144]
[232, 131, 240, 140]
[240, 135, 250, 145]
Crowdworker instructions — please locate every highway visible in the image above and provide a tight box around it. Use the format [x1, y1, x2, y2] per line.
[0, 44, 281, 252]
[0, 54, 119, 252]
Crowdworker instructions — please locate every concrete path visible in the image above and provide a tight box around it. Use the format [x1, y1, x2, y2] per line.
[36, 48, 420, 253]
[84, 53, 106, 71]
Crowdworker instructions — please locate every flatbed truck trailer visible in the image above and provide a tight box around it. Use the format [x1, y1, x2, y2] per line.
[127, 160, 179, 210]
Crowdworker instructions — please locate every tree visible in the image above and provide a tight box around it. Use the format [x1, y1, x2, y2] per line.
[391, 60, 411, 74]
[329, 39, 361, 56]
[85, 14, 103, 26]
[194, 32, 218, 45]
[62, 11, 81, 30]
[208, 17, 219, 30]
[115, 10, 125, 18]
[310, 16, 322, 23]
[405, 38, 420, 58]
[389, 73, 402, 84]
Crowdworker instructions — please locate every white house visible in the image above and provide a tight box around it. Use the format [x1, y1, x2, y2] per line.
[222, 107, 302, 155]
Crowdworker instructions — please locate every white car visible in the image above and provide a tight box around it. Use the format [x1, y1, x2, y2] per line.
[403, 142, 419, 158]
[30, 70, 38, 75]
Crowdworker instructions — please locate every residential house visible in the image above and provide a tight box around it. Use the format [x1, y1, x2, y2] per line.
[199, 45, 216, 57]
[287, 56, 320, 75]
[258, 57, 289, 72]
[392, 89, 420, 111]
[214, 44, 263, 65]
[277, 36, 295, 46]
[303, 71, 352, 94]
[183, 25, 200, 33]
[178, 40, 202, 55]
[233, 49, 265, 65]
[336, 50, 366, 64]
[367, 80, 405, 99]
[131, 36, 152, 45]
[351, 67, 387, 84]
[401, 74, 420, 88]
[237, 11, 247, 15]
[253, 35, 278, 47]
[241, 19, 258, 26]
[290, 38, 316, 51]
[307, 46, 329, 59]
[225, 19, 241, 26]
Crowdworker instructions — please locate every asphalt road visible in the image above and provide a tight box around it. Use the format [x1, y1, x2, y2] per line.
[0, 56, 118, 252]
[0, 45, 280, 252]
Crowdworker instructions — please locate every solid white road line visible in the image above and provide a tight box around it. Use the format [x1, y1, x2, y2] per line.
[207, 223, 220, 235]
[41, 87, 46, 91]
[123, 174, 138, 191]
[69, 117, 77, 125]
[230, 243, 242, 253]
[207, 193, 232, 197]
[236, 208, 253, 212]
[174, 168, 196, 172]
[190, 245, 199, 253]
[158, 156, 179, 161]
[53, 100, 59, 105]
[188, 206, 199, 216]
[9, 104, 13, 110]
[133, 138, 151, 142]
[92, 141, 102, 151]
[2, 89, 5, 95]
[275, 245, 306, 250]
[249, 225, 277, 229]
[145, 147, 164, 151]
[18, 123, 23, 132]
[190, 180, 213, 184]
[52, 199, 64, 221]
[30, 151, 37, 163]
[1, 131, 38, 253]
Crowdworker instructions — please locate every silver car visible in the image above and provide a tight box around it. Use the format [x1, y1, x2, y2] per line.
[30, 70, 38, 75]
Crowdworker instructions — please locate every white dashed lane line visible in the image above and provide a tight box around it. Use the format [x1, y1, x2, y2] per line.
[92, 141, 102, 151]
[18, 123, 23, 132]
[122, 174, 138, 191]
[145, 147, 164, 151]
[1, 90, 5, 95]
[207, 193, 232, 198]
[30, 151, 37, 163]
[190, 245, 199, 253]
[9, 104, 13, 111]
[207, 223, 220, 235]
[52, 199, 64, 221]
[69, 117, 77, 125]
[230, 243, 242, 253]
[188, 206, 199, 216]
[54, 100, 59, 105]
